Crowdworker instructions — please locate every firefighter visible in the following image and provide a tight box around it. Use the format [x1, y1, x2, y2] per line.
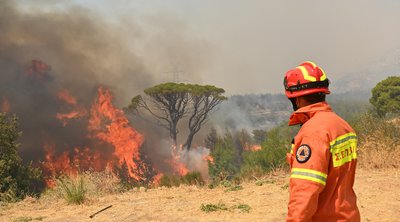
[284, 61, 360, 221]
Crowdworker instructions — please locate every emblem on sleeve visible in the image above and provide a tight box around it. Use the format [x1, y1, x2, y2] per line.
[296, 144, 311, 163]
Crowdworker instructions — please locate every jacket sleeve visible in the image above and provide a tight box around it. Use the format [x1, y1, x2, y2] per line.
[286, 135, 330, 222]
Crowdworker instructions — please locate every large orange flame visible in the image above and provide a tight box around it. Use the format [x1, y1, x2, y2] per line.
[88, 86, 144, 180]
[44, 86, 146, 184]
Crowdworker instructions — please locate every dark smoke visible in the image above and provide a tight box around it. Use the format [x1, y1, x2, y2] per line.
[0, 1, 154, 163]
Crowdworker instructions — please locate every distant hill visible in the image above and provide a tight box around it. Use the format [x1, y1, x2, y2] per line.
[211, 91, 370, 132]
[332, 48, 400, 93]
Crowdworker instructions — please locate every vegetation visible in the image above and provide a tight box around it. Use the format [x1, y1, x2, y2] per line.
[370, 76, 400, 117]
[158, 171, 204, 188]
[56, 175, 86, 204]
[200, 202, 228, 212]
[200, 202, 251, 213]
[0, 113, 43, 202]
[208, 132, 240, 180]
[126, 82, 227, 150]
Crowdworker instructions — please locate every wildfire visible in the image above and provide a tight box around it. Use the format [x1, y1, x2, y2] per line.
[26, 59, 51, 77]
[245, 144, 262, 151]
[203, 155, 214, 165]
[56, 90, 87, 126]
[44, 86, 146, 184]
[88, 87, 144, 180]
[168, 145, 189, 176]
[58, 90, 77, 105]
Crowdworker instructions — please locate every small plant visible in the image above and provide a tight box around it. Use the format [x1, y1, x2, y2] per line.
[281, 183, 289, 190]
[200, 202, 228, 212]
[225, 185, 243, 192]
[232, 204, 251, 213]
[255, 179, 276, 186]
[57, 175, 86, 204]
[220, 180, 233, 188]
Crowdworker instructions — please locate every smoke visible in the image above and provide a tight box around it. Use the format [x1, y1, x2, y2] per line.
[0, 0, 214, 175]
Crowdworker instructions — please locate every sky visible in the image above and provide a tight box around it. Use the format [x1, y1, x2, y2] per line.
[16, 0, 400, 95]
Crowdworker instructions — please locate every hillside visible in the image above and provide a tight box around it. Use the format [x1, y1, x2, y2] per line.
[1, 169, 398, 222]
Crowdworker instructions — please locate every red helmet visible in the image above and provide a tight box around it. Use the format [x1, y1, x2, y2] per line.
[283, 61, 330, 98]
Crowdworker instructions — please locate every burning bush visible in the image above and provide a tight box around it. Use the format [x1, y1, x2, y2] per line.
[0, 114, 44, 202]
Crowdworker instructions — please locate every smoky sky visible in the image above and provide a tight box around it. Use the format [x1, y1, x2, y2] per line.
[42, 0, 400, 95]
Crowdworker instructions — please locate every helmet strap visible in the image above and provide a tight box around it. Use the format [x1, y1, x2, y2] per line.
[290, 98, 298, 111]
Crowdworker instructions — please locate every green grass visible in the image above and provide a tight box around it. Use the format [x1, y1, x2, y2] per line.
[57, 176, 86, 205]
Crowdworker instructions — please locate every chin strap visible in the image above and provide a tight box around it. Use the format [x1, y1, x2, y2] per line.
[290, 98, 298, 111]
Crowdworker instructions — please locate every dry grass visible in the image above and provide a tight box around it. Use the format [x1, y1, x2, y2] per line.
[358, 138, 400, 169]
[41, 170, 122, 203]
[357, 118, 400, 169]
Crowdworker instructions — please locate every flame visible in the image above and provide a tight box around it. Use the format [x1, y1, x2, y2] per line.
[43, 86, 148, 185]
[56, 89, 87, 126]
[203, 155, 214, 165]
[26, 59, 51, 76]
[1, 97, 10, 112]
[88, 86, 144, 180]
[168, 145, 189, 176]
[58, 90, 77, 105]
[245, 145, 262, 151]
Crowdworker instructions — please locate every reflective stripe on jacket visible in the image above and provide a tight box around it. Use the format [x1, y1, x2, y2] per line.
[286, 102, 360, 222]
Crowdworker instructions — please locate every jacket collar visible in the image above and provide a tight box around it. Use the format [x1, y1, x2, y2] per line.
[288, 101, 332, 126]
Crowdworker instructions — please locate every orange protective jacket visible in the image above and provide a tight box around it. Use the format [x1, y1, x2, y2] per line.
[286, 102, 360, 222]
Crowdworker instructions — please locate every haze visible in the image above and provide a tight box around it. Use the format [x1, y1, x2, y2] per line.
[17, 0, 400, 95]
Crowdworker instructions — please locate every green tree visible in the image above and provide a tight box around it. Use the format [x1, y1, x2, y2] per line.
[127, 82, 227, 150]
[0, 113, 43, 202]
[370, 76, 400, 117]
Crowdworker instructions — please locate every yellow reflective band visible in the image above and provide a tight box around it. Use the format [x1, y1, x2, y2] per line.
[290, 168, 327, 186]
[301, 61, 327, 81]
[319, 68, 327, 81]
[330, 132, 357, 147]
[330, 133, 358, 167]
[297, 66, 316, 82]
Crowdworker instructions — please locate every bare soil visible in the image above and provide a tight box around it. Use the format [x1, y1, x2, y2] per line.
[1, 169, 399, 222]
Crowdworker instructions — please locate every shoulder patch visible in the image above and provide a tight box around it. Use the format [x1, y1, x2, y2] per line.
[296, 144, 311, 163]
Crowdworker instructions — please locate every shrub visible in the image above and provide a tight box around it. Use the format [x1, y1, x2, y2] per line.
[349, 112, 400, 169]
[208, 132, 239, 180]
[240, 124, 298, 178]
[57, 175, 86, 204]
[0, 114, 44, 202]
